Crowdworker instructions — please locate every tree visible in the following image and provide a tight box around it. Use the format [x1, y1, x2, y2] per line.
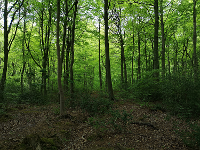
[153, 0, 159, 79]
[160, 0, 165, 77]
[0, 0, 8, 102]
[193, 0, 198, 81]
[0, 0, 24, 102]
[56, 0, 65, 116]
[104, 0, 114, 100]
[98, 18, 103, 90]
[70, 0, 78, 96]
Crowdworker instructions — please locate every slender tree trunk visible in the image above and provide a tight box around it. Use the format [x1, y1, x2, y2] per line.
[99, 19, 103, 90]
[21, 12, 26, 96]
[61, 0, 69, 65]
[57, 0, 65, 116]
[118, 8, 127, 88]
[120, 33, 124, 85]
[144, 35, 148, 71]
[124, 53, 127, 86]
[167, 46, 170, 76]
[0, 0, 8, 102]
[132, 27, 135, 84]
[160, 0, 165, 77]
[104, 0, 114, 100]
[137, 31, 141, 80]
[70, 0, 78, 96]
[64, 28, 71, 92]
[153, 0, 159, 79]
[41, 6, 52, 97]
[193, 0, 198, 81]
[174, 35, 178, 74]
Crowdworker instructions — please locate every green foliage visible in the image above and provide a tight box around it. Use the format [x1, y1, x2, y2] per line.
[128, 71, 200, 119]
[53, 107, 60, 115]
[160, 74, 200, 118]
[108, 109, 133, 132]
[88, 109, 133, 133]
[19, 89, 48, 105]
[131, 71, 162, 102]
[0, 103, 6, 116]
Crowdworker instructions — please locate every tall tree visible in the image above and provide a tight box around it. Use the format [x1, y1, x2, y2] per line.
[153, 0, 159, 79]
[99, 18, 103, 90]
[20, 8, 27, 96]
[0, 0, 8, 102]
[193, 0, 198, 81]
[40, 3, 52, 97]
[118, 8, 127, 87]
[160, 0, 165, 77]
[0, 0, 24, 101]
[70, 0, 78, 96]
[57, 0, 65, 116]
[104, 0, 114, 100]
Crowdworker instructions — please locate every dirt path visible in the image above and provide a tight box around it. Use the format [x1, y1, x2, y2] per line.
[0, 101, 191, 150]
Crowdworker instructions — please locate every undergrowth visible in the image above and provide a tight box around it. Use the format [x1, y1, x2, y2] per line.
[125, 72, 200, 149]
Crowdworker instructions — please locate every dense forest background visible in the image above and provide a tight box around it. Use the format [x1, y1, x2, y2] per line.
[0, 0, 200, 149]
[0, 0, 200, 115]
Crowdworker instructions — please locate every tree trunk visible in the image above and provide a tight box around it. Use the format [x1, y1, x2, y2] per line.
[132, 27, 135, 84]
[21, 11, 26, 96]
[173, 35, 178, 74]
[0, 0, 8, 102]
[104, 0, 115, 100]
[193, 0, 198, 81]
[137, 31, 141, 80]
[144, 35, 148, 71]
[118, 8, 127, 88]
[61, 0, 69, 65]
[64, 28, 71, 92]
[57, 0, 65, 116]
[160, 0, 165, 77]
[41, 5, 52, 97]
[99, 18, 103, 90]
[70, 0, 78, 97]
[153, 0, 159, 79]
[167, 46, 170, 76]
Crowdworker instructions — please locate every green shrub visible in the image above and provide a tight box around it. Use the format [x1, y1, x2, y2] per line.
[66, 90, 113, 116]
[130, 71, 162, 102]
[19, 90, 48, 105]
[160, 74, 200, 118]
[80, 97, 113, 116]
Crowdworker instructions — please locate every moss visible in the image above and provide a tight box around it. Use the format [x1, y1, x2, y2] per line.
[41, 137, 55, 145]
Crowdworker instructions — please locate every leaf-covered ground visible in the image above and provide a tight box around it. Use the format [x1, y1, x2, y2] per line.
[0, 98, 197, 150]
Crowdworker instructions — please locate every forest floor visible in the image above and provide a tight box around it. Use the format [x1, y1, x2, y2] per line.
[0, 96, 198, 150]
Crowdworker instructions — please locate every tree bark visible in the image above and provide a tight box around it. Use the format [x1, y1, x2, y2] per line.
[193, 0, 198, 81]
[57, 0, 65, 116]
[99, 18, 103, 90]
[40, 4, 52, 97]
[104, 0, 114, 100]
[0, 0, 8, 102]
[64, 28, 71, 92]
[144, 34, 148, 71]
[137, 31, 141, 80]
[21, 10, 26, 96]
[160, 0, 165, 77]
[132, 26, 135, 84]
[153, 0, 159, 79]
[70, 0, 78, 97]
